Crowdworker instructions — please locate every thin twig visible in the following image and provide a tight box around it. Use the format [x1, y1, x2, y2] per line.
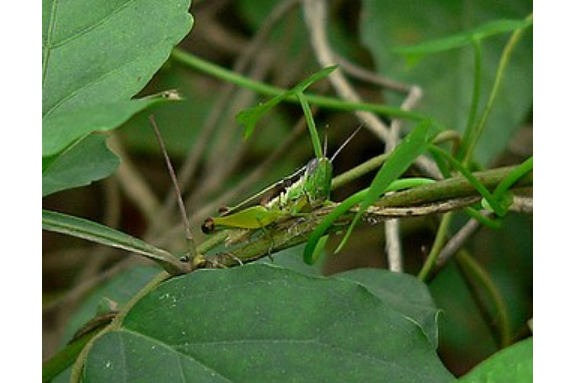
[152, 0, 301, 236]
[108, 136, 160, 223]
[435, 195, 533, 269]
[149, 115, 197, 259]
[42, 258, 145, 314]
[302, 0, 391, 142]
[186, 52, 275, 210]
[384, 85, 423, 271]
[201, 166, 531, 268]
[331, 51, 412, 93]
[436, 215, 483, 269]
[154, 108, 314, 248]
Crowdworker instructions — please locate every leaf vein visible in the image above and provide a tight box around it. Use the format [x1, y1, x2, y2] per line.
[50, 0, 138, 49]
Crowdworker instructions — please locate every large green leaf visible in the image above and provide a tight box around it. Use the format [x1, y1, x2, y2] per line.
[42, 0, 193, 195]
[48, 266, 161, 383]
[335, 268, 440, 349]
[42, 134, 120, 197]
[42, 96, 175, 157]
[455, 337, 532, 383]
[84, 264, 454, 382]
[429, 214, 532, 372]
[42, 0, 192, 118]
[360, 0, 532, 165]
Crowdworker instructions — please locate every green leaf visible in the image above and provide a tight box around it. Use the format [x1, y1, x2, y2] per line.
[42, 210, 184, 274]
[42, 134, 120, 197]
[46, 266, 160, 383]
[256, 244, 325, 276]
[42, 0, 192, 118]
[394, 19, 533, 67]
[455, 338, 532, 383]
[42, 0, 193, 194]
[43, 94, 177, 157]
[335, 120, 436, 252]
[84, 264, 454, 382]
[360, 1, 533, 165]
[336, 268, 441, 348]
[238, 66, 337, 138]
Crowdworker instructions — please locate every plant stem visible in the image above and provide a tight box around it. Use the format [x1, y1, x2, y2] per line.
[459, 38, 483, 160]
[68, 272, 171, 383]
[206, 164, 531, 267]
[42, 326, 103, 383]
[418, 212, 454, 281]
[375, 165, 531, 208]
[171, 48, 425, 121]
[462, 13, 533, 165]
[456, 249, 512, 348]
[331, 152, 390, 190]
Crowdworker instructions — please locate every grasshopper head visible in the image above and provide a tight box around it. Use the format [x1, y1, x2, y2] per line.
[201, 217, 215, 234]
[304, 157, 332, 206]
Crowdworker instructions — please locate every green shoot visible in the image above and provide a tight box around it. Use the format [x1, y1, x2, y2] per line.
[296, 92, 323, 159]
[393, 18, 533, 67]
[460, 13, 533, 164]
[335, 120, 437, 252]
[238, 66, 337, 139]
[303, 121, 437, 263]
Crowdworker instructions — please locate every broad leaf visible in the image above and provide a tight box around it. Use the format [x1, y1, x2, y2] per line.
[336, 268, 441, 348]
[257, 244, 325, 276]
[84, 264, 454, 382]
[360, 0, 533, 164]
[47, 266, 161, 383]
[42, 0, 193, 195]
[455, 337, 532, 383]
[42, 0, 192, 118]
[42, 134, 120, 197]
[43, 95, 177, 157]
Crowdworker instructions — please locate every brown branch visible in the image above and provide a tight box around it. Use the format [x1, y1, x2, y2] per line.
[202, 166, 533, 268]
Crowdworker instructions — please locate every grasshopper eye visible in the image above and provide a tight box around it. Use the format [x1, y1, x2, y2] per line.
[305, 158, 320, 174]
[201, 218, 215, 234]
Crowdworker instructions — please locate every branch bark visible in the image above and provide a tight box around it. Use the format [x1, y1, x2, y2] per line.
[202, 166, 533, 268]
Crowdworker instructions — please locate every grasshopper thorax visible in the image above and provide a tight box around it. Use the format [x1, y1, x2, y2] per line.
[303, 156, 332, 206]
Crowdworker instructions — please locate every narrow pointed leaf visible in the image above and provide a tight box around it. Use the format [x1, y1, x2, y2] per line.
[42, 210, 184, 274]
[327, 121, 435, 256]
[238, 66, 337, 138]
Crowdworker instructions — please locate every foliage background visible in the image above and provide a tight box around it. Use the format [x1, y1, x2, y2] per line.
[43, 0, 532, 379]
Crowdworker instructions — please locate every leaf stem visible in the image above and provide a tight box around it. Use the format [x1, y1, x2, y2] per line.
[171, 48, 425, 121]
[461, 13, 533, 165]
[418, 212, 454, 282]
[68, 271, 171, 383]
[455, 249, 512, 347]
[459, 38, 483, 160]
[296, 92, 323, 159]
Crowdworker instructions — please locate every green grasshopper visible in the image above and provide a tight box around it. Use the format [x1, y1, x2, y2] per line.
[201, 129, 359, 235]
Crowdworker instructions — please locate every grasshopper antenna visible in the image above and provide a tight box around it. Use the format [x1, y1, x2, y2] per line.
[323, 126, 329, 158]
[329, 124, 363, 163]
[149, 115, 201, 265]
